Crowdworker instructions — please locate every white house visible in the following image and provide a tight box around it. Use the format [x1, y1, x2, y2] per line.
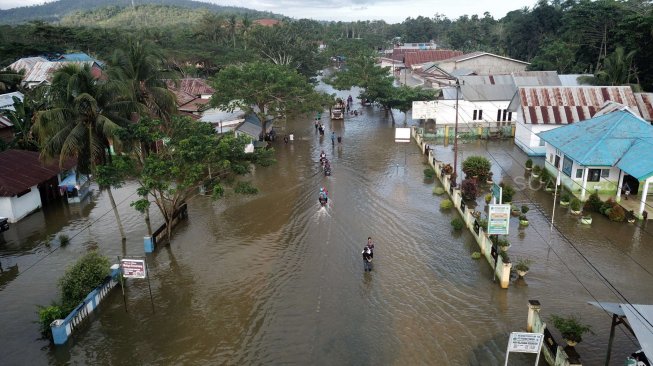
[510, 85, 639, 156]
[538, 109, 653, 217]
[0, 150, 73, 222]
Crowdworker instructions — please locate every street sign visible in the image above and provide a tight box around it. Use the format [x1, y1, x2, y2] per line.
[488, 204, 511, 235]
[504, 332, 544, 366]
[412, 101, 437, 119]
[395, 127, 411, 143]
[492, 183, 502, 204]
[121, 259, 147, 279]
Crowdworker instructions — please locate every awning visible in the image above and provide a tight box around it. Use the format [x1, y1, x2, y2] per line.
[589, 302, 653, 358]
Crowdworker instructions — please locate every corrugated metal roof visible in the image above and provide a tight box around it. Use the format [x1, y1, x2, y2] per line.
[460, 84, 516, 101]
[635, 93, 653, 122]
[19, 61, 98, 86]
[439, 51, 530, 65]
[538, 110, 653, 180]
[178, 98, 210, 113]
[518, 86, 637, 125]
[165, 78, 215, 97]
[6, 57, 48, 74]
[0, 150, 74, 196]
[403, 50, 464, 68]
[512, 71, 561, 86]
[459, 74, 514, 85]
[0, 91, 23, 110]
[558, 74, 592, 86]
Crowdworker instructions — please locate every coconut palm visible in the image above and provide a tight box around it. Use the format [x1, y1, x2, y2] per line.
[0, 94, 39, 151]
[0, 69, 23, 92]
[34, 63, 134, 241]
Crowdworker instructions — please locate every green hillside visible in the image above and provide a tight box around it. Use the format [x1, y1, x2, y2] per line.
[0, 0, 277, 24]
[60, 5, 212, 28]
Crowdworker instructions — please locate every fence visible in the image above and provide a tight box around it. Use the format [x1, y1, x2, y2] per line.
[146, 202, 189, 252]
[527, 300, 582, 366]
[50, 264, 121, 345]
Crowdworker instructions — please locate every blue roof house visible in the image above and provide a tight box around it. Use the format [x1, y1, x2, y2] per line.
[538, 110, 653, 217]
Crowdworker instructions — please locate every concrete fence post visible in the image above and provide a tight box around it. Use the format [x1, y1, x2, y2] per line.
[144, 235, 154, 253]
[527, 299, 541, 332]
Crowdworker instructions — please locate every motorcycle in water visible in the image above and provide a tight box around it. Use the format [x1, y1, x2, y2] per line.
[318, 189, 328, 205]
[323, 162, 332, 176]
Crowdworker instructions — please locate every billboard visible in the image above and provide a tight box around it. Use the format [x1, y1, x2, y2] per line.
[412, 101, 437, 119]
[488, 204, 511, 235]
[395, 127, 411, 143]
[121, 259, 147, 279]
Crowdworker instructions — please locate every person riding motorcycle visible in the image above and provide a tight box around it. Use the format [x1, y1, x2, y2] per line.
[319, 187, 328, 203]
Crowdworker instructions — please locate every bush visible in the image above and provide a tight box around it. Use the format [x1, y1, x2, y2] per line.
[570, 198, 582, 211]
[561, 193, 570, 203]
[521, 205, 529, 214]
[540, 167, 551, 183]
[532, 165, 542, 175]
[59, 251, 111, 311]
[462, 156, 492, 181]
[234, 181, 258, 195]
[424, 167, 435, 179]
[499, 181, 515, 203]
[484, 193, 492, 204]
[451, 217, 465, 230]
[433, 187, 445, 195]
[471, 252, 481, 259]
[499, 251, 510, 263]
[58, 234, 70, 246]
[461, 178, 479, 201]
[478, 218, 488, 230]
[608, 202, 626, 222]
[549, 314, 593, 343]
[440, 199, 453, 209]
[585, 192, 603, 212]
[525, 158, 533, 169]
[37, 304, 65, 336]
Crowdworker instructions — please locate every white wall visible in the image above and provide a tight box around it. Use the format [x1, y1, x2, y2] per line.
[432, 100, 511, 126]
[0, 186, 42, 223]
[514, 114, 559, 156]
[439, 55, 528, 75]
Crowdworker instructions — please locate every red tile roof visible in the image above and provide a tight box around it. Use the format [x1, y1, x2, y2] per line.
[178, 98, 210, 113]
[392, 49, 463, 67]
[165, 78, 215, 97]
[0, 150, 74, 196]
[518, 86, 638, 125]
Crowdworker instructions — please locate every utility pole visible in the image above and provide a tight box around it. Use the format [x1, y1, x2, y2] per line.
[452, 78, 460, 187]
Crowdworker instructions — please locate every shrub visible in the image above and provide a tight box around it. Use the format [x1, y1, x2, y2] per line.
[37, 304, 65, 336]
[525, 158, 533, 169]
[440, 199, 453, 209]
[234, 181, 258, 195]
[513, 258, 533, 272]
[478, 218, 488, 230]
[433, 187, 445, 195]
[521, 205, 529, 214]
[585, 192, 603, 212]
[499, 251, 510, 263]
[471, 252, 481, 259]
[442, 164, 453, 175]
[484, 193, 492, 204]
[549, 314, 593, 343]
[532, 165, 542, 175]
[608, 203, 626, 222]
[58, 234, 70, 246]
[560, 193, 570, 203]
[462, 156, 492, 181]
[424, 167, 436, 179]
[59, 251, 111, 311]
[540, 167, 550, 183]
[519, 214, 528, 221]
[451, 217, 465, 230]
[570, 198, 582, 211]
[461, 179, 479, 201]
[499, 181, 515, 203]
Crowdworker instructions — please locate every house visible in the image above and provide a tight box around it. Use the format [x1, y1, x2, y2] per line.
[236, 114, 275, 145]
[200, 107, 246, 134]
[6, 58, 103, 89]
[510, 86, 639, 156]
[634, 92, 653, 123]
[0, 91, 24, 143]
[538, 109, 653, 217]
[166, 78, 215, 118]
[253, 18, 281, 27]
[420, 52, 529, 83]
[392, 49, 463, 69]
[0, 150, 75, 222]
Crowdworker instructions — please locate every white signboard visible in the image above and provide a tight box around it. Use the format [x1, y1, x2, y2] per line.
[395, 127, 411, 143]
[507, 332, 543, 353]
[412, 101, 437, 119]
[504, 332, 544, 366]
[488, 204, 511, 235]
[121, 259, 147, 279]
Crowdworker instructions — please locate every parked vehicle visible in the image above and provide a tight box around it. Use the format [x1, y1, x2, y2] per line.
[331, 99, 345, 120]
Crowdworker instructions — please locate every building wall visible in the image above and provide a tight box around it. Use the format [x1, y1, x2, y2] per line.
[514, 114, 557, 156]
[439, 55, 528, 75]
[432, 100, 512, 126]
[0, 186, 42, 223]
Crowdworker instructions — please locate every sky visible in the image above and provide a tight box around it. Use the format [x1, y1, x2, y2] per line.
[0, 0, 538, 23]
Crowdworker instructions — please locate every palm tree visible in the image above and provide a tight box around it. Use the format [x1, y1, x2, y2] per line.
[33, 64, 134, 241]
[0, 69, 24, 92]
[0, 93, 40, 151]
[578, 47, 639, 88]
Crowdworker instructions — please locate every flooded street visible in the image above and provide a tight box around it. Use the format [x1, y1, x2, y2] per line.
[1, 86, 653, 365]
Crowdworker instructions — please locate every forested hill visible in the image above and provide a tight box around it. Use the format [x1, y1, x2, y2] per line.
[0, 0, 277, 24]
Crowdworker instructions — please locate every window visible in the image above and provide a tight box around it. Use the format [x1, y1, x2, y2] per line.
[502, 109, 507, 121]
[576, 169, 583, 178]
[473, 110, 477, 120]
[562, 156, 573, 176]
[497, 110, 502, 121]
[601, 169, 610, 178]
[554, 155, 561, 169]
[587, 169, 601, 182]
[478, 110, 483, 119]
[507, 112, 513, 121]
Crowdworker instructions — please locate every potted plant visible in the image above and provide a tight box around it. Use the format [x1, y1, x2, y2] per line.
[497, 236, 510, 251]
[532, 165, 542, 178]
[513, 258, 532, 277]
[511, 204, 521, 216]
[478, 218, 488, 232]
[580, 214, 592, 225]
[499, 250, 510, 263]
[626, 210, 636, 223]
[462, 156, 492, 182]
[525, 158, 533, 171]
[461, 178, 479, 201]
[560, 193, 571, 207]
[549, 314, 593, 346]
[486, 171, 494, 184]
[540, 167, 550, 184]
[484, 193, 493, 204]
[570, 198, 582, 215]
[519, 205, 529, 226]
[500, 182, 515, 204]
[545, 180, 554, 192]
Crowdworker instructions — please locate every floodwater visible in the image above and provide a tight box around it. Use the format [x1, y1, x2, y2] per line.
[1, 85, 653, 365]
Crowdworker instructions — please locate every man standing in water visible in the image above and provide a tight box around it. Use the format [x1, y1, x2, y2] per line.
[366, 237, 374, 258]
[362, 246, 373, 272]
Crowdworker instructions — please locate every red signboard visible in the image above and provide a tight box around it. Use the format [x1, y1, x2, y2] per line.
[121, 259, 147, 279]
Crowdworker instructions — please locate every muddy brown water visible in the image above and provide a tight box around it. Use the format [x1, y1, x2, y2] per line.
[1, 85, 652, 365]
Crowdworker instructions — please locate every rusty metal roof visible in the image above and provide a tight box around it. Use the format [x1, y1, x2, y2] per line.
[517, 86, 637, 125]
[0, 150, 74, 196]
[635, 93, 653, 122]
[6, 57, 48, 74]
[402, 50, 464, 68]
[165, 78, 214, 97]
[439, 51, 530, 65]
[11, 61, 99, 87]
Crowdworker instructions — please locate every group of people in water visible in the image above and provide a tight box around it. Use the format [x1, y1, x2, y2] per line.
[319, 150, 331, 176]
[344, 95, 361, 116]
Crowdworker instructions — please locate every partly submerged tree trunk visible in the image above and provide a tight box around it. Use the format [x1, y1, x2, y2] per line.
[107, 187, 126, 242]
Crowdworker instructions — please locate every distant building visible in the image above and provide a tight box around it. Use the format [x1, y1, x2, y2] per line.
[165, 78, 215, 118]
[253, 18, 281, 27]
[6, 57, 103, 89]
[0, 91, 24, 143]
